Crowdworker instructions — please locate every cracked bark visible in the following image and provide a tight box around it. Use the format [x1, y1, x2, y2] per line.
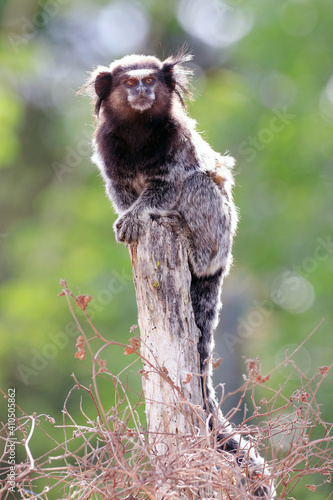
[129, 218, 214, 499]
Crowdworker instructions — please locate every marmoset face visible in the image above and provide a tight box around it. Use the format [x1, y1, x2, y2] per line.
[122, 68, 158, 112]
[88, 53, 191, 119]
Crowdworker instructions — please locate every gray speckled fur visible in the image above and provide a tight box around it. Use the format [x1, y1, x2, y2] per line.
[84, 52, 275, 498]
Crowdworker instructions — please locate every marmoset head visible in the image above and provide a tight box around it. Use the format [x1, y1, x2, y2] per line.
[82, 50, 193, 119]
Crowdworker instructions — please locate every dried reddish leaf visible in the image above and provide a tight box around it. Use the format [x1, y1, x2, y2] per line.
[58, 291, 66, 297]
[246, 357, 262, 381]
[75, 295, 92, 310]
[300, 391, 310, 403]
[182, 373, 193, 384]
[129, 337, 140, 350]
[306, 485, 316, 492]
[162, 366, 169, 375]
[247, 358, 257, 371]
[75, 335, 85, 359]
[212, 357, 222, 369]
[97, 358, 107, 373]
[76, 335, 84, 346]
[124, 347, 136, 355]
[124, 337, 140, 355]
[319, 366, 329, 377]
[75, 351, 85, 360]
[139, 369, 149, 380]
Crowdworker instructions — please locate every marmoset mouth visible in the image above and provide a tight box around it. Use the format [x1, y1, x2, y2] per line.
[135, 96, 152, 103]
[131, 96, 154, 111]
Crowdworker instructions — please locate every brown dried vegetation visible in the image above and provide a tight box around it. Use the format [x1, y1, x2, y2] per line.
[0, 282, 332, 499]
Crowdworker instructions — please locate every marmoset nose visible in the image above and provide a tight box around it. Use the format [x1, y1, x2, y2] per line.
[136, 83, 147, 96]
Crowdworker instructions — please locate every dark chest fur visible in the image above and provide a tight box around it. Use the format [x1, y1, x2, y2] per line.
[96, 113, 182, 182]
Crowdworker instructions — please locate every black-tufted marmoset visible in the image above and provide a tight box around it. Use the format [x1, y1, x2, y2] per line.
[82, 50, 275, 498]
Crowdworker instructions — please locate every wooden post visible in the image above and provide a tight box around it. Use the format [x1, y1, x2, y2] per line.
[129, 219, 212, 498]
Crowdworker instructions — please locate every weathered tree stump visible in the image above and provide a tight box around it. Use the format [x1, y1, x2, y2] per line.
[129, 219, 214, 498]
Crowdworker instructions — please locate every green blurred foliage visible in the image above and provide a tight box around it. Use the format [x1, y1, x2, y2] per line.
[0, 0, 332, 498]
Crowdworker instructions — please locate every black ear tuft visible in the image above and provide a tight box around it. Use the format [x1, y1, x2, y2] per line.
[162, 47, 193, 106]
[94, 72, 112, 116]
[95, 72, 112, 97]
[78, 67, 113, 118]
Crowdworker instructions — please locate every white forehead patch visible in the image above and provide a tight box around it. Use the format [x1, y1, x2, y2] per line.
[125, 69, 157, 79]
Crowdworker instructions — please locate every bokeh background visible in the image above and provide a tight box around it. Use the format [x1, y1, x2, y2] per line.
[1, 0, 332, 498]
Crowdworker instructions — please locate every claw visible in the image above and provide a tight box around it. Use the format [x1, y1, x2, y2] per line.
[114, 212, 143, 244]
